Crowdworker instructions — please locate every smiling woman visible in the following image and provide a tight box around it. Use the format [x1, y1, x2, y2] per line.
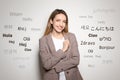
[39, 9, 83, 80]
[44, 9, 68, 36]
[50, 13, 66, 34]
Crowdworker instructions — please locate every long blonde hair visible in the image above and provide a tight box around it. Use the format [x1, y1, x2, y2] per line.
[43, 9, 68, 36]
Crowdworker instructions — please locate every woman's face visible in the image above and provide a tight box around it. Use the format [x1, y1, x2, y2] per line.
[50, 13, 66, 33]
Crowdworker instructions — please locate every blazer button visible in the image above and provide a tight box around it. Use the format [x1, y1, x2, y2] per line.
[67, 72, 69, 74]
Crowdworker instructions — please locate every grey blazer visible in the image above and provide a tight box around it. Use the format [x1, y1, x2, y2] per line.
[39, 32, 83, 80]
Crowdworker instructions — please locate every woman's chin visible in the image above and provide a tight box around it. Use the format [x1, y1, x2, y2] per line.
[56, 30, 62, 33]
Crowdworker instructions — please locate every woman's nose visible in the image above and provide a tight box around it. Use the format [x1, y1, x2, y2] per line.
[59, 22, 63, 26]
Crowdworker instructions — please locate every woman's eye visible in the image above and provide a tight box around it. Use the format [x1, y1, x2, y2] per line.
[56, 19, 60, 22]
[63, 21, 66, 23]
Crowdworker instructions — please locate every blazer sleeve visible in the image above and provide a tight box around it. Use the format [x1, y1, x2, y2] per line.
[39, 37, 66, 70]
[54, 33, 80, 72]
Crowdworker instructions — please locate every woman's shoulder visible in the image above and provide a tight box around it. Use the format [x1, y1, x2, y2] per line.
[65, 32, 76, 37]
[39, 35, 48, 42]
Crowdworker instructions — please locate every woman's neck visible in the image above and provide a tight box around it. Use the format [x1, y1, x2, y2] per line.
[51, 30, 64, 39]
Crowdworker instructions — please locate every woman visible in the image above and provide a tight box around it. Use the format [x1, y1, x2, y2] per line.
[39, 9, 83, 80]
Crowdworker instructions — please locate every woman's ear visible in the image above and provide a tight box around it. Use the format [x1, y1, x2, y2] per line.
[50, 19, 53, 24]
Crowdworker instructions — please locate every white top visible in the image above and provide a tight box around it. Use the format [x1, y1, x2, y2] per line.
[52, 36, 66, 80]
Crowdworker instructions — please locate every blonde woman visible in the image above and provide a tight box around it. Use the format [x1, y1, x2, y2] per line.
[39, 9, 83, 80]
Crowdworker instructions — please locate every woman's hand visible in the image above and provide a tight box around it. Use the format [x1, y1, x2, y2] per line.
[62, 39, 69, 52]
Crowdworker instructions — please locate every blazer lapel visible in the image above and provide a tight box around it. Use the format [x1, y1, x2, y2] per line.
[46, 34, 56, 55]
[64, 33, 69, 40]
